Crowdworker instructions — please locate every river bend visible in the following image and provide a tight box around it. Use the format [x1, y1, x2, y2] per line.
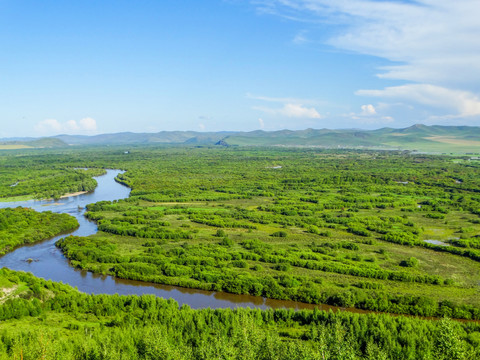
[0, 170, 354, 312]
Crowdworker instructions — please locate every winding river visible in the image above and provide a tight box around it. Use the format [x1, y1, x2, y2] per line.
[0, 170, 366, 313]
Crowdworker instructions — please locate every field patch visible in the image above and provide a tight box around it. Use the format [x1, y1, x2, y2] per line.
[424, 136, 480, 146]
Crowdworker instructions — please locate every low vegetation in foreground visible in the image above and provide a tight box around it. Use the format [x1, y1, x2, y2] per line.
[0, 268, 479, 360]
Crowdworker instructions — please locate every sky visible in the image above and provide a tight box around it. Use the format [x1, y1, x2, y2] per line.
[1, 0, 480, 138]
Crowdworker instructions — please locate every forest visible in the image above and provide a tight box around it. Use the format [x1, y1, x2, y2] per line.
[0, 268, 479, 359]
[0, 207, 78, 255]
[1, 146, 480, 358]
[0, 163, 105, 201]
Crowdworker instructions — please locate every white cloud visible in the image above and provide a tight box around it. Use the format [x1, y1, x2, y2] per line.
[79, 117, 97, 131]
[253, 0, 480, 122]
[198, 123, 206, 131]
[255, 0, 480, 85]
[35, 117, 97, 135]
[35, 119, 62, 133]
[282, 103, 322, 118]
[249, 93, 323, 119]
[255, 103, 322, 119]
[360, 104, 376, 116]
[258, 118, 265, 129]
[357, 84, 480, 118]
[347, 104, 393, 125]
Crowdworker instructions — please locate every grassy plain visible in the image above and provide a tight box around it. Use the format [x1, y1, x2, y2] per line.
[43, 147, 480, 318]
[1, 147, 480, 358]
[1, 147, 480, 318]
[0, 144, 32, 150]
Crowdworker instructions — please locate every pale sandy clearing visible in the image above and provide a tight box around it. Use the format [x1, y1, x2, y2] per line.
[59, 191, 89, 199]
[0, 145, 32, 149]
[424, 136, 480, 146]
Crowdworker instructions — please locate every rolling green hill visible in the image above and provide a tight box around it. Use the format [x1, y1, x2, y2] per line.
[221, 125, 480, 153]
[0, 137, 67, 150]
[2, 125, 479, 153]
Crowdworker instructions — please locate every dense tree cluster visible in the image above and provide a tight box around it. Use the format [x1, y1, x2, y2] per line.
[25, 147, 475, 319]
[0, 207, 78, 254]
[0, 158, 105, 200]
[1, 147, 480, 359]
[0, 268, 479, 359]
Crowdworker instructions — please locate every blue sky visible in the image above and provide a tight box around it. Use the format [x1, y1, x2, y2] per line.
[1, 0, 479, 137]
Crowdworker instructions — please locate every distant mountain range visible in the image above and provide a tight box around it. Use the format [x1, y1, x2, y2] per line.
[219, 125, 480, 153]
[1, 124, 479, 153]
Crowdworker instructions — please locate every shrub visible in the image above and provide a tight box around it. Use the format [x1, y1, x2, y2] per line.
[220, 237, 234, 247]
[400, 257, 419, 268]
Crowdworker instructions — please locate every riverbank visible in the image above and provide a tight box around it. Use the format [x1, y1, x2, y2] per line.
[0, 194, 34, 202]
[59, 190, 89, 199]
[0, 191, 89, 202]
[0, 190, 91, 203]
[2, 267, 478, 360]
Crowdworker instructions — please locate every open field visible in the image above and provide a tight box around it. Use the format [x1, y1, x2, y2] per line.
[7, 146, 471, 318]
[424, 136, 480, 146]
[0, 144, 32, 150]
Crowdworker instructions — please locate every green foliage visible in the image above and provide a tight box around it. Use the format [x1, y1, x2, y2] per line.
[400, 257, 419, 268]
[0, 163, 105, 200]
[215, 229, 226, 237]
[1, 268, 480, 360]
[220, 237, 234, 247]
[2, 147, 480, 321]
[0, 207, 78, 255]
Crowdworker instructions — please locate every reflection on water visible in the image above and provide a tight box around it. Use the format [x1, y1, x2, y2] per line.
[424, 239, 450, 246]
[0, 169, 372, 313]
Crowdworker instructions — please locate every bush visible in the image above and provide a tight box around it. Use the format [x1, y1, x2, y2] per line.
[216, 229, 226, 237]
[400, 257, 419, 268]
[220, 237, 234, 247]
[271, 231, 287, 238]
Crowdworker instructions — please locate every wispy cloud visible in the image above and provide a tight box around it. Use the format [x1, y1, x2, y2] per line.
[246, 93, 320, 106]
[252, 0, 480, 122]
[255, 103, 322, 118]
[292, 30, 309, 44]
[258, 118, 265, 129]
[347, 104, 393, 125]
[357, 85, 480, 119]
[249, 93, 323, 119]
[35, 117, 97, 135]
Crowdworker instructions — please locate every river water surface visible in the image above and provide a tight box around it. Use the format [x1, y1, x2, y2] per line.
[0, 170, 363, 312]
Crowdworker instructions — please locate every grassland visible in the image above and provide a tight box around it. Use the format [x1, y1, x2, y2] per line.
[0, 144, 32, 150]
[1, 147, 480, 358]
[38, 147, 480, 318]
